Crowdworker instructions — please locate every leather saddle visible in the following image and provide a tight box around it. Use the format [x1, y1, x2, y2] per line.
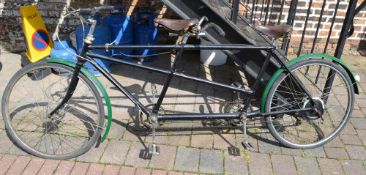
[255, 24, 293, 38]
[154, 18, 199, 32]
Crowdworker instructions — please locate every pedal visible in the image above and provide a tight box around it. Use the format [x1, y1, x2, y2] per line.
[148, 144, 160, 156]
[242, 141, 255, 152]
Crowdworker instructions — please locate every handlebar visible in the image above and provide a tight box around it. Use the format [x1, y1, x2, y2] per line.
[76, 6, 114, 45]
[78, 5, 114, 16]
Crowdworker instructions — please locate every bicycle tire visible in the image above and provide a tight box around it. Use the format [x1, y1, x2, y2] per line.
[2, 62, 105, 159]
[265, 58, 354, 149]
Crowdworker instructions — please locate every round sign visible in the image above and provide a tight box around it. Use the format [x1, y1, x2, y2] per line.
[31, 30, 50, 51]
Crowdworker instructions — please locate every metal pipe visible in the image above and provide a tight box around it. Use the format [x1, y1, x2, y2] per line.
[89, 44, 274, 50]
[173, 71, 254, 94]
[264, 0, 271, 25]
[283, 0, 299, 52]
[311, 0, 327, 53]
[232, 0, 240, 24]
[250, 0, 256, 23]
[158, 113, 241, 121]
[297, 0, 313, 56]
[86, 58, 151, 115]
[323, 0, 358, 102]
[323, 0, 341, 53]
[86, 53, 254, 94]
[277, 0, 285, 24]
[247, 108, 312, 117]
[157, 108, 312, 121]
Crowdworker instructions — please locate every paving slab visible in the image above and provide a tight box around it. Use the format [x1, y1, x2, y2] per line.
[271, 155, 297, 175]
[224, 152, 248, 175]
[124, 142, 150, 168]
[174, 147, 200, 172]
[324, 147, 349, 159]
[54, 160, 75, 175]
[345, 145, 366, 160]
[0, 133, 13, 154]
[190, 134, 213, 149]
[199, 149, 223, 174]
[303, 147, 326, 158]
[149, 145, 177, 170]
[77, 140, 108, 163]
[102, 165, 120, 175]
[100, 140, 130, 164]
[87, 164, 105, 175]
[70, 162, 89, 175]
[280, 147, 303, 156]
[248, 152, 272, 175]
[318, 158, 343, 175]
[152, 169, 168, 175]
[257, 139, 281, 154]
[340, 134, 363, 145]
[294, 157, 321, 175]
[0, 154, 17, 175]
[325, 136, 345, 148]
[22, 158, 45, 175]
[37, 160, 60, 175]
[213, 134, 237, 150]
[6, 155, 31, 175]
[135, 168, 152, 175]
[350, 118, 366, 130]
[342, 160, 366, 175]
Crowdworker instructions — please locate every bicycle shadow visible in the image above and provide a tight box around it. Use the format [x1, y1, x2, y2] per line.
[98, 53, 281, 158]
[102, 84, 280, 158]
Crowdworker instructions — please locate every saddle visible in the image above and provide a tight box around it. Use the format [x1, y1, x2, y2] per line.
[255, 24, 293, 38]
[154, 18, 199, 32]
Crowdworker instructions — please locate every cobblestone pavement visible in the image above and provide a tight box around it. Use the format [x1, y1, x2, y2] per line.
[1, 53, 366, 175]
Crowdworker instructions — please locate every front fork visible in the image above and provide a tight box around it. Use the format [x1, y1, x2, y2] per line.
[49, 60, 84, 117]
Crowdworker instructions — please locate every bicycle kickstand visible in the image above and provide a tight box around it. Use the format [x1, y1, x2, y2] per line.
[148, 114, 160, 156]
[241, 113, 255, 151]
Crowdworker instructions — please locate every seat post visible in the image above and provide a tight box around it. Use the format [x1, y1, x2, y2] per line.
[170, 32, 190, 70]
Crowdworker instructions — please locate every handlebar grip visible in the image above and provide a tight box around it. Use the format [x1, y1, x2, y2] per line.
[79, 6, 114, 16]
[202, 23, 226, 37]
[95, 5, 114, 11]
[79, 8, 93, 15]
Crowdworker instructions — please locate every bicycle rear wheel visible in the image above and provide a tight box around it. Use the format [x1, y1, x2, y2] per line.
[265, 59, 354, 149]
[2, 62, 104, 159]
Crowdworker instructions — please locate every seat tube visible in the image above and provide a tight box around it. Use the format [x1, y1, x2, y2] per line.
[243, 50, 272, 111]
[152, 33, 190, 113]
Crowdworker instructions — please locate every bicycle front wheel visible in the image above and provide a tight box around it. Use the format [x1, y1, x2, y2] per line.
[2, 62, 105, 159]
[265, 58, 355, 149]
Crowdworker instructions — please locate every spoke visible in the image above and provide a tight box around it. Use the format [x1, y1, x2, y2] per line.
[268, 62, 352, 146]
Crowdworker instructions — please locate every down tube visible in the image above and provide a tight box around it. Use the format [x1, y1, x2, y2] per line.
[86, 58, 150, 115]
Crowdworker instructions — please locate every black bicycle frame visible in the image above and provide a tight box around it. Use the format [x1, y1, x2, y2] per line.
[55, 34, 313, 121]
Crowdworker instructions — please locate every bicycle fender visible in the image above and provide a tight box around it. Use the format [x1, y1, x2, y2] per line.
[260, 53, 359, 112]
[47, 58, 112, 142]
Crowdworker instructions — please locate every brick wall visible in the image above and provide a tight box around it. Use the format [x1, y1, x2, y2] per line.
[0, 0, 98, 52]
[238, 0, 366, 56]
[0, 0, 158, 53]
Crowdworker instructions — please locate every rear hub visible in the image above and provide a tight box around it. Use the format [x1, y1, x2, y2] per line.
[302, 97, 325, 120]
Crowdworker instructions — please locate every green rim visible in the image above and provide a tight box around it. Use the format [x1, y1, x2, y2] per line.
[260, 53, 359, 112]
[47, 58, 112, 142]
